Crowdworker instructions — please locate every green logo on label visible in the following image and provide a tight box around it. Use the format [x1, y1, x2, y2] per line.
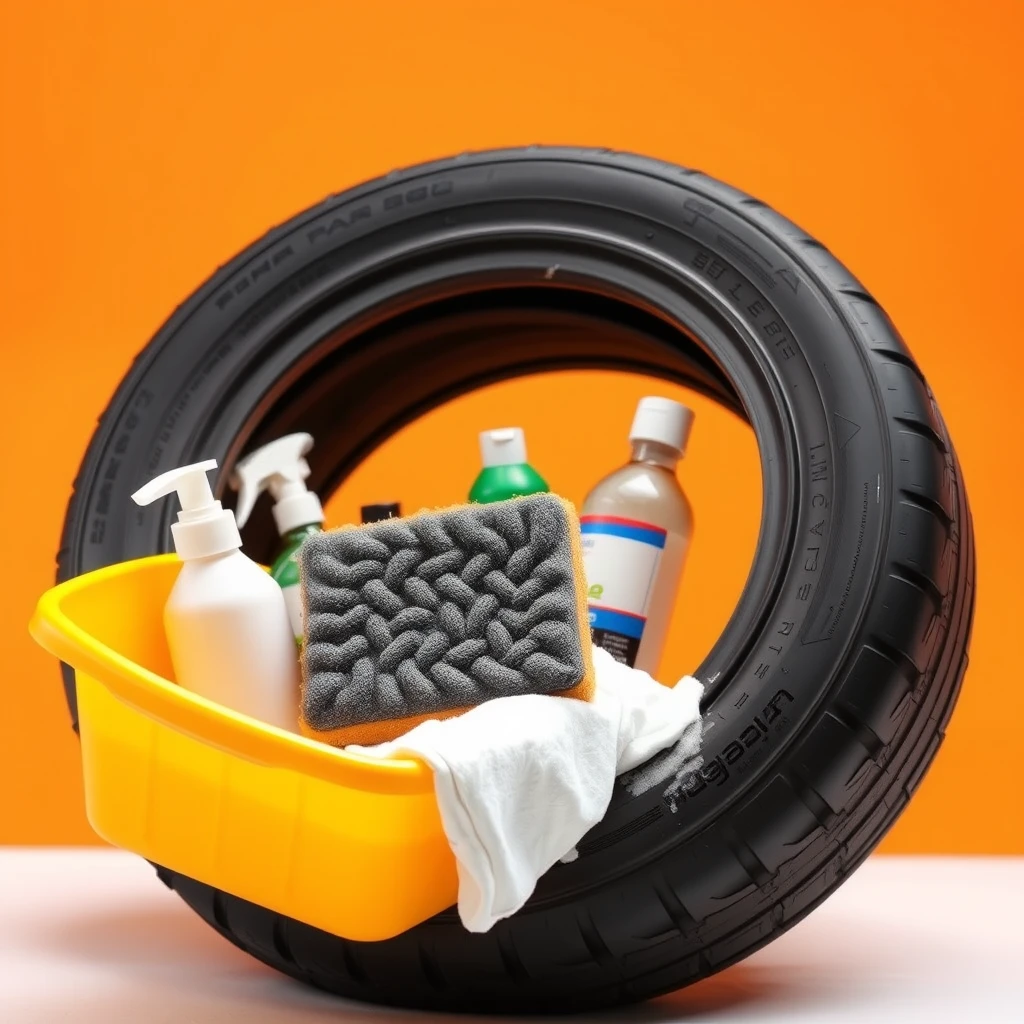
[588, 583, 604, 599]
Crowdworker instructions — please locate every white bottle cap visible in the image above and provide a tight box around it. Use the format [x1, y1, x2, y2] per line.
[229, 432, 325, 536]
[479, 427, 528, 468]
[629, 397, 695, 456]
[132, 459, 242, 560]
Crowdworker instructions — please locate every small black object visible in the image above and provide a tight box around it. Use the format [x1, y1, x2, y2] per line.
[360, 501, 401, 523]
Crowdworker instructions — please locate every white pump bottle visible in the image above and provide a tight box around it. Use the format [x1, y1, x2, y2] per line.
[229, 432, 324, 640]
[132, 459, 300, 731]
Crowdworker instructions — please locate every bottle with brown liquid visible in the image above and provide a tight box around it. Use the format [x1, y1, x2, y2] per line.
[581, 397, 695, 676]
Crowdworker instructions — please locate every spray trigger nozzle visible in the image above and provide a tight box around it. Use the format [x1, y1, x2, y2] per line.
[230, 432, 324, 536]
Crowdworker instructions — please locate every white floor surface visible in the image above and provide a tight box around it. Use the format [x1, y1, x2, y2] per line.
[1, 849, 1021, 1023]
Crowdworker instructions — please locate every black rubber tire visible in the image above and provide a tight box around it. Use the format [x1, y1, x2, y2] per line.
[57, 148, 974, 1014]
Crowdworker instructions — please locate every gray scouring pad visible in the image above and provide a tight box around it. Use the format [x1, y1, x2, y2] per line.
[298, 493, 596, 747]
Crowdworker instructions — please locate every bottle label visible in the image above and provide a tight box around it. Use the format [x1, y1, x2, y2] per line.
[581, 515, 667, 667]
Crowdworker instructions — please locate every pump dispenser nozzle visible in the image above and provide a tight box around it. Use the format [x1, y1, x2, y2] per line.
[230, 432, 324, 537]
[132, 459, 241, 560]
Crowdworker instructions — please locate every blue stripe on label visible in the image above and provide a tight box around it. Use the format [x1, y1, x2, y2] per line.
[580, 520, 667, 548]
[589, 606, 646, 639]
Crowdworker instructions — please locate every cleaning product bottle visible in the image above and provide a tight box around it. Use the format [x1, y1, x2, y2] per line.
[361, 502, 401, 523]
[469, 427, 549, 504]
[230, 432, 324, 644]
[581, 397, 695, 675]
[131, 459, 300, 731]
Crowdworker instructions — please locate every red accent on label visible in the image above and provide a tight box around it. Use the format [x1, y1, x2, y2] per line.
[588, 604, 647, 622]
[580, 514, 668, 534]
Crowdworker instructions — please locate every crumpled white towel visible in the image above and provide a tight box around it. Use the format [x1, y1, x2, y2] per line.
[348, 645, 704, 932]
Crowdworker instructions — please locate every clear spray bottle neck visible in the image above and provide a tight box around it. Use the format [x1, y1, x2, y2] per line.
[630, 439, 682, 470]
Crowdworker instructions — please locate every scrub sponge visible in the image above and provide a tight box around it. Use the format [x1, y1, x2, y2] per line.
[299, 493, 595, 747]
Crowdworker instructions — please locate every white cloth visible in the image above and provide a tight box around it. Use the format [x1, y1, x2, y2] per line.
[348, 646, 704, 932]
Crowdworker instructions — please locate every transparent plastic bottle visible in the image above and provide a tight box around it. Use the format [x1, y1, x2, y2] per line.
[581, 397, 695, 676]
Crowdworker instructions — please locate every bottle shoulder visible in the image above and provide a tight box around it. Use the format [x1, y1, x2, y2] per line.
[273, 523, 320, 570]
[469, 464, 549, 502]
[281, 522, 322, 546]
[582, 463, 693, 530]
[170, 551, 282, 605]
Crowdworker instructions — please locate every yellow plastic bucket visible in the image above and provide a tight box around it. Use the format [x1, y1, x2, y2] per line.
[29, 554, 458, 941]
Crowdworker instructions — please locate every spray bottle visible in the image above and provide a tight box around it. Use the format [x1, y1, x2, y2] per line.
[469, 427, 549, 504]
[131, 460, 300, 731]
[230, 432, 325, 644]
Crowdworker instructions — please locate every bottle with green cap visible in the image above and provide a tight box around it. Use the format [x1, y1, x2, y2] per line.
[468, 427, 549, 504]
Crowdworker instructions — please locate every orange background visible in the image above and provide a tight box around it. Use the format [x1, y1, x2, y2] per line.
[1, 1, 1021, 851]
